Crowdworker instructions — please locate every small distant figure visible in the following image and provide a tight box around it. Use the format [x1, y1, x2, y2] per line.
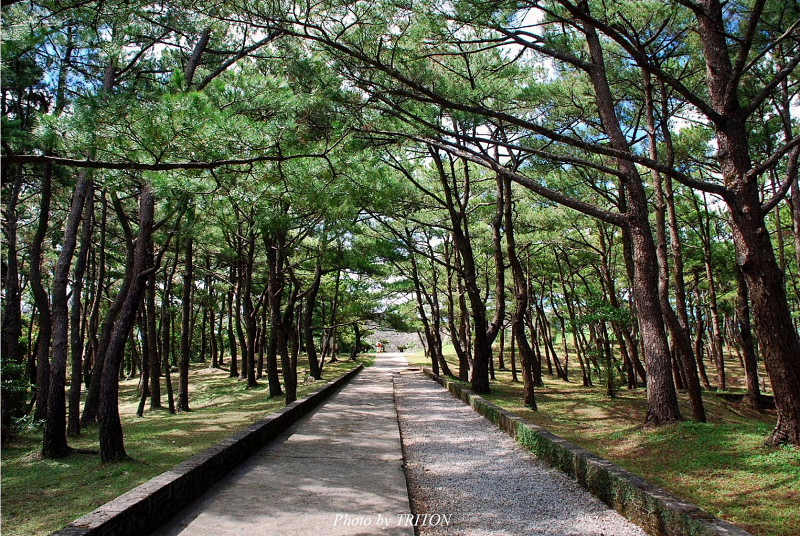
[376, 342, 384, 353]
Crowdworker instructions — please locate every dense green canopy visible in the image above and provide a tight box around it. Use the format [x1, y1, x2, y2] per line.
[2, 0, 799, 466]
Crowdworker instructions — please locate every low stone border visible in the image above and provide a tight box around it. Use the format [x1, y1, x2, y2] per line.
[421, 368, 752, 536]
[54, 364, 364, 536]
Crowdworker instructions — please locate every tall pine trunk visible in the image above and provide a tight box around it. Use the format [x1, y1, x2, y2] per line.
[146, 268, 162, 409]
[99, 183, 154, 462]
[31, 163, 53, 422]
[503, 177, 536, 409]
[178, 232, 193, 412]
[582, 10, 681, 425]
[303, 256, 324, 379]
[645, 74, 706, 422]
[696, 0, 800, 446]
[266, 232, 285, 398]
[67, 183, 94, 437]
[43, 174, 91, 457]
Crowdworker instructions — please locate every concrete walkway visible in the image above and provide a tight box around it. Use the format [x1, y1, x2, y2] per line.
[152, 354, 414, 536]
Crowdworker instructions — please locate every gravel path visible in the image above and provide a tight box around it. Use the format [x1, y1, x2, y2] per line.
[394, 371, 648, 536]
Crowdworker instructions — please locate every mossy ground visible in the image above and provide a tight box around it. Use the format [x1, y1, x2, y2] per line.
[1, 356, 370, 536]
[407, 348, 799, 536]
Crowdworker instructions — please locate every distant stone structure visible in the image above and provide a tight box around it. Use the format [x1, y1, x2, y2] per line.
[363, 323, 424, 353]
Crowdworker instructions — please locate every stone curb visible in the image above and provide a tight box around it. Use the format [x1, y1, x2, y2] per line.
[53, 364, 364, 536]
[420, 368, 752, 536]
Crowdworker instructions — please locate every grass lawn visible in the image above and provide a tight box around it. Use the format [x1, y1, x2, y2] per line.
[407, 349, 800, 536]
[1, 356, 370, 536]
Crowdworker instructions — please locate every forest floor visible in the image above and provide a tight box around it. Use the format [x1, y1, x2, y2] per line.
[407, 349, 800, 536]
[0, 357, 367, 536]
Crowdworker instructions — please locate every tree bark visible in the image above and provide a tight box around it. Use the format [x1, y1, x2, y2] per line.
[209, 302, 219, 368]
[509, 323, 518, 383]
[266, 231, 285, 397]
[226, 270, 238, 377]
[503, 177, 537, 409]
[444, 240, 469, 381]
[555, 253, 591, 387]
[486, 173, 506, 343]
[407, 230, 440, 375]
[280, 279, 300, 404]
[423, 239, 453, 376]
[431, 149, 491, 393]
[240, 229, 259, 388]
[582, 10, 681, 426]
[734, 266, 762, 409]
[81, 201, 135, 426]
[234, 263, 248, 380]
[217, 297, 226, 368]
[161, 249, 179, 414]
[694, 192, 727, 391]
[350, 323, 361, 361]
[178, 230, 193, 411]
[136, 312, 150, 417]
[146, 267, 162, 408]
[645, 74, 706, 422]
[68, 183, 94, 436]
[657, 80, 698, 384]
[303, 254, 324, 379]
[793, 172, 800, 273]
[84, 191, 107, 390]
[99, 183, 154, 462]
[43, 173, 91, 457]
[31, 163, 53, 422]
[696, 0, 800, 445]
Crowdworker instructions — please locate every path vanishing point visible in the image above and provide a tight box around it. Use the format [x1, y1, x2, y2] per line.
[151, 354, 646, 535]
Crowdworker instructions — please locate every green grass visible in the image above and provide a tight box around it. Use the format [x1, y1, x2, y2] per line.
[1, 356, 369, 536]
[408, 350, 799, 536]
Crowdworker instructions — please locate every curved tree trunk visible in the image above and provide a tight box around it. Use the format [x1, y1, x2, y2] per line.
[83, 191, 107, 391]
[81, 208, 134, 427]
[729, 188, 800, 444]
[644, 74, 706, 422]
[695, 0, 800, 446]
[503, 177, 536, 409]
[422, 238, 452, 376]
[31, 163, 53, 422]
[99, 183, 154, 462]
[407, 230, 439, 375]
[430, 148, 491, 393]
[67, 183, 94, 437]
[444, 241, 469, 381]
[582, 10, 681, 426]
[44, 173, 90, 457]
